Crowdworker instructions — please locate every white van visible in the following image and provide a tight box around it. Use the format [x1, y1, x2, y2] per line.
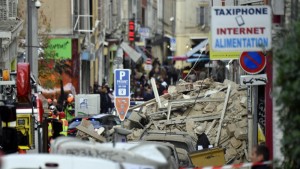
[50, 137, 172, 169]
[1, 154, 122, 169]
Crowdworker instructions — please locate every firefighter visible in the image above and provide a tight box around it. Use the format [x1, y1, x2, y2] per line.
[58, 112, 68, 136]
[48, 111, 54, 139]
[64, 94, 75, 122]
[47, 98, 53, 109]
[49, 105, 58, 119]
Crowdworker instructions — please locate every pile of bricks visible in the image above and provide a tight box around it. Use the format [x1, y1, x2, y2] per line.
[126, 78, 249, 163]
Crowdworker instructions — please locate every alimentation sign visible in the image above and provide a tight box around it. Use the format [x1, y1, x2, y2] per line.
[211, 6, 272, 51]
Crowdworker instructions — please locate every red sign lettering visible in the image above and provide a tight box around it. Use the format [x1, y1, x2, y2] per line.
[128, 20, 135, 42]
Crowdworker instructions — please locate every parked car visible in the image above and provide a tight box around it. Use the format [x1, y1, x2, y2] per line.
[67, 114, 121, 136]
[139, 130, 195, 167]
[50, 137, 175, 169]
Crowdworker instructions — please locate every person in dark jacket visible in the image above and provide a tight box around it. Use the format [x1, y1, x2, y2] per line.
[143, 85, 154, 101]
[100, 86, 112, 114]
[194, 123, 210, 150]
[250, 144, 270, 169]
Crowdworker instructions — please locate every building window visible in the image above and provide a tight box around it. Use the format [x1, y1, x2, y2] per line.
[197, 6, 208, 26]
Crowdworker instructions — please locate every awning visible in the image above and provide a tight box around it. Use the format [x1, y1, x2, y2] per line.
[186, 39, 208, 57]
[167, 54, 209, 61]
[186, 57, 209, 63]
[167, 56, 189, 61]
[135, 46, 148, 61]
[120, 42, 141, 63]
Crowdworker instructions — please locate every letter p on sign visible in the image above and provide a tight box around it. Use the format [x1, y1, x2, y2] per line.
[120, 71, 125, 80]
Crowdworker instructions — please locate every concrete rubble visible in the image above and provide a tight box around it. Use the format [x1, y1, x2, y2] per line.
[126, 78, 249, 164]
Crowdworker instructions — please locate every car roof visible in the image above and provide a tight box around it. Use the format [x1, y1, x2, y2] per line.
[92, 114, 111, 118]
[2, 154, 121, 169]
[73, 114, 111, 119]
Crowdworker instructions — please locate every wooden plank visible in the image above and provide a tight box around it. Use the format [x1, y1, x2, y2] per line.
[128, 94, 170, 111]
[164, 115, 221, 125]
[151, 78, 162, 108]
[168, 97, 224, 104]
[166, 97, 223, 122]
[160, 112, 221, 123]
[76, 125, 106, 142]
[215, 84, 231, 147]
[205, 119, 217, 135]
[160, 112, 221, 125]
[167, 102, 172, 120]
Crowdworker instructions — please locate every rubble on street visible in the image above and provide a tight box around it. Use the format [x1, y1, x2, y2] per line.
[73, 78, 249, 166]
[125, 78, 249, 164]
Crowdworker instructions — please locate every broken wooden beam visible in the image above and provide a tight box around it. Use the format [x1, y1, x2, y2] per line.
[215, 84, 231, 147]
[161, 112, 221, 125]
[128, 93, 171, 111]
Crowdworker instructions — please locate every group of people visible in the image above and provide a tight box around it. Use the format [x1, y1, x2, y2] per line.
[89, 59, 178, 112]
[93, 84, 114, 114]
[47, 93, 75, 139]
[127, 59, 178, 101]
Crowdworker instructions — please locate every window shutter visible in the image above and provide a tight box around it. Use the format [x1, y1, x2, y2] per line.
[204, 6, 209, 26]
[8, 0, 17, 18]
[196, 7, 200, 25]
[199, 6, 205, 26]
[198, 5, 209, 26]
[0, 0, 8, 20]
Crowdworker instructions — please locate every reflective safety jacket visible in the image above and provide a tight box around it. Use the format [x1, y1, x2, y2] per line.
[59, 119, 68, 136]
[48, 122, 53, 138]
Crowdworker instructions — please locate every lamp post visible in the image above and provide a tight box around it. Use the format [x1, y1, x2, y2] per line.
[27, 0, 39, 80]
[27, 0, 40, 153]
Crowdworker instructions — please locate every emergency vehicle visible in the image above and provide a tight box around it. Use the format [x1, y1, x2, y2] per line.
[0, 63, 45, 154]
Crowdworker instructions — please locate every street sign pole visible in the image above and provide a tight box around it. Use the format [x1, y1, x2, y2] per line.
[247, 86, 253, 156]
[252, 85, 258, 147]
[240, 51, 267, 152]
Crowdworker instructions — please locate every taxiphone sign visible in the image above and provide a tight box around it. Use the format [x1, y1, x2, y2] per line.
[211, 6, 272, 51]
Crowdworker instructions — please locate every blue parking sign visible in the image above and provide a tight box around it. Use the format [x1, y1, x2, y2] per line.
[114, 69, 131, 97]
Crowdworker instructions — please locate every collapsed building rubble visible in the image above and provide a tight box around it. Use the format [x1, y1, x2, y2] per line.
[126, 78, 249, 164]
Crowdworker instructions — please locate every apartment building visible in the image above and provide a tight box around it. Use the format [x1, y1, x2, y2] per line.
[0, 0, 23, 71]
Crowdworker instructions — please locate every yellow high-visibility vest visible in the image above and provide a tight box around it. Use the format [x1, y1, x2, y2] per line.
[59, 119, 68, 136]
[48, 122, 53, 138]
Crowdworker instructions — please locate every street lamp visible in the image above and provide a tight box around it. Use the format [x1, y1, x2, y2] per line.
[27, 0, 40, 80]
[27, 0, 41, 153]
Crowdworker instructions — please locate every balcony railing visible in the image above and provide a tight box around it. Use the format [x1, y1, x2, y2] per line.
[73, 15, 100, 33]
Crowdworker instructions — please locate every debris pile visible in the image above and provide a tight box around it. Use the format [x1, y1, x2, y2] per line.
[126, 78, 249, 164]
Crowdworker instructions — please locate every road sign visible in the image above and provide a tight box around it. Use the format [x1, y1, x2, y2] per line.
[211, 6, 272, 51]
[170, 38, 176, 51]
[240, 74, 267, 86]
[114, 69, 130, 97]
[138, 27, 150, 38]
[239, 51, 266, 74]
[115, 98, 130, 121]
[114, 69, 131, 121]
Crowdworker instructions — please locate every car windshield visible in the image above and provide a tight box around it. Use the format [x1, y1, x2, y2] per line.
[68, 118, 102, 129]
[88, 118, 102, 128]
[68, 120, 82, 129]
